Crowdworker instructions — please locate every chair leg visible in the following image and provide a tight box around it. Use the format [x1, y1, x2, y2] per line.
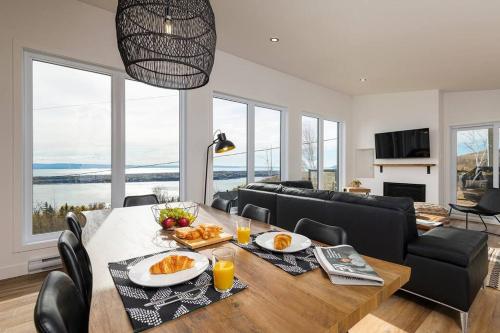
[460, 311, 468, 333]
[494, 215, 500, 225]
[448, 207, 452, 216]
[465, 213, 469, 230]
[478, 215, 488, 232]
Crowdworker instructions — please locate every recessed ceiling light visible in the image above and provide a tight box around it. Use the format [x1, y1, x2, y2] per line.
[360, 77, 367, 82]
[270, 37, 280, 43]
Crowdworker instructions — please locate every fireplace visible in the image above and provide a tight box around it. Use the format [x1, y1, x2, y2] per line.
[383, 182, 426, 202]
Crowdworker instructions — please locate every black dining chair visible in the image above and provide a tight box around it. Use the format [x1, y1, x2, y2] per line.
[211, 197, 232, 213]
[449, 188, 500, 234]
[57, 230, 93, 309]
[66, 212, 83, 243]
[241, 204, 271, 224]
[294, 218, 347, 246]
[123, 194, 159, 207]
[34, 271, 89, 333]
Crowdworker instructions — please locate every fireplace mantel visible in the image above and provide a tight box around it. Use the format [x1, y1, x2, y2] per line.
[373, 163, 437, 174]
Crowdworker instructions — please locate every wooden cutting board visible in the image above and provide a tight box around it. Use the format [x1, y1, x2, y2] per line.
[171, 232, 234, 249]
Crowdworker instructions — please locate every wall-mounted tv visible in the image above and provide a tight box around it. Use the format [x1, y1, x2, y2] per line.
[375, 128, 430, 158]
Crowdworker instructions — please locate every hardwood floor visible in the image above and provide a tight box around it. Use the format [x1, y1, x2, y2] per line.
[351, 219, 500, 333]
[0, 220, 498, 333]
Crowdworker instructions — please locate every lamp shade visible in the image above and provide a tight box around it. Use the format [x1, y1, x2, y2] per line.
[116, 0, 217, 90]
[214, 133, 235, 153]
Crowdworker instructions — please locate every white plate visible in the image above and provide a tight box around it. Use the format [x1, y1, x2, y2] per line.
[128, 251, 209, 288]
[255, 232, 311, 253]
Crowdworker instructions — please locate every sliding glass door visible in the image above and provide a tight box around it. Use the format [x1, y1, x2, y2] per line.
[452, 124, 499, 206]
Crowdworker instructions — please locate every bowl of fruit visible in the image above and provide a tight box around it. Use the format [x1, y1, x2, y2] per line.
[151, 202, 199, 230]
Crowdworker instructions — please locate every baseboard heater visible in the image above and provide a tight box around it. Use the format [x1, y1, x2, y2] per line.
[28, 255, 62, 273]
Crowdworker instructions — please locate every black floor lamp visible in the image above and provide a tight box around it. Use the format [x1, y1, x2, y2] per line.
[204, 132, 235, 204]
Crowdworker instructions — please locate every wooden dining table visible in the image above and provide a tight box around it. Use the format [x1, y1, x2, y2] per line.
[82, 203, 411, 333]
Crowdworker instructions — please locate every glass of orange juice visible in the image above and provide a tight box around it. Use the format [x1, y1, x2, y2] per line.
[236, 218, 251, 245]
[212, 247, 235, 293]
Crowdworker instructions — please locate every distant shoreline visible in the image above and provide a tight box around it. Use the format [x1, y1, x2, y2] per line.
[33, 170, 284, 185]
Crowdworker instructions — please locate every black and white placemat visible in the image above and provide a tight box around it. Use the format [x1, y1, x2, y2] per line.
[231, 232, 319, 276]
[108, 250, 247, 332]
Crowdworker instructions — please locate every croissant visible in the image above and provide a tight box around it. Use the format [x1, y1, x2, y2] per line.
[197, 224, 223, 240]
[175, 224, 223, 240]
[149, 255, 195, 274]
[274, 234, 292, 250]
[175, 227, 202, 240]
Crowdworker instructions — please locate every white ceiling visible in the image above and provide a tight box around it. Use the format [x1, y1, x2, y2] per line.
[79, 0, 500, 95]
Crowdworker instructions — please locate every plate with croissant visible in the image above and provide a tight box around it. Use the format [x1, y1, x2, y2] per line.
[128, 252, 209, 287]
[254, 232, 311, 253]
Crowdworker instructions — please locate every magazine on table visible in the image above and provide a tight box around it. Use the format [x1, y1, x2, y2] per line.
[313, 245, 384, 286]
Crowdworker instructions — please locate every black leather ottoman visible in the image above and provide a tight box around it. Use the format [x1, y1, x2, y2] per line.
[403, 227, 488, 333]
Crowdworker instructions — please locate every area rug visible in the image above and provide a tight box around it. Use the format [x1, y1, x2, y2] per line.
[486, 247, 500, 290]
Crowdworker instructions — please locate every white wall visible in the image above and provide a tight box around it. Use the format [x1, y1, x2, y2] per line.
[0, 0, 352, 279]
[185, 52, 353, 203]
[351, 90, 442, 203]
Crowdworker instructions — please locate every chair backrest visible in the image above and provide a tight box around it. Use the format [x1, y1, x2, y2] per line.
[241, 204, 271, 224]
[66, 212, 83, 243]
[123, 194, 159, 207]
[34, 271, 89, 333]
[294, 218, 348, 246]
[57, 230, 93, 309]
[478, 188, 500, 213]
[211, 197, 231, 213]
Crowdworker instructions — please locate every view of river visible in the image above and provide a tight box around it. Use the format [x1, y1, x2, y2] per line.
[32, 166, 274, 209]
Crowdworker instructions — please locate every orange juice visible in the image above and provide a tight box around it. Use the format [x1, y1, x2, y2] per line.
[237, 227, 251, 244]
[213, 260, 234, 291]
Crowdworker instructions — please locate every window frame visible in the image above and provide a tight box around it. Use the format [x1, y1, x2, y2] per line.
[450, 122, 500, 206]
[22, 50, 185, 245]
[211, 93, 288, 196]
[301, 112, 345, 191]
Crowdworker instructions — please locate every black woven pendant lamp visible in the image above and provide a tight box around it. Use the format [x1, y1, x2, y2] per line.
[116, 0, 217, 90]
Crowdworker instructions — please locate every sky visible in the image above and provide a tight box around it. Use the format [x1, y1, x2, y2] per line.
[32, 60, 338, 171]
[33, 60, 179, 166]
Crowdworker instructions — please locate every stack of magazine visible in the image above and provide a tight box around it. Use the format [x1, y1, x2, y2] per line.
[313, 245, 384, 286]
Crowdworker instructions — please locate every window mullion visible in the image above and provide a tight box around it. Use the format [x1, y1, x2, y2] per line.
[494, 122, 500, 188]
[318, 118, 324, 189]
[247, 103, 255, 183]
[111, 74, 126, 208]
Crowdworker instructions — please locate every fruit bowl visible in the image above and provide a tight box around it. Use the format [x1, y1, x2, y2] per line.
[151, 202, 199, 230]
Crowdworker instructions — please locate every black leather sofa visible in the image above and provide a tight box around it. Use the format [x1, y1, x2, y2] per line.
[238, 183, 488, 333]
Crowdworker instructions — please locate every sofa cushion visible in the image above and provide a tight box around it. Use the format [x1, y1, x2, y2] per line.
[280, 186, 331, 200]
[278, 180, 314, 189]
[245, 183, 282, 193]
[407, 227, 488, 267]
[330, 192, 414, 212]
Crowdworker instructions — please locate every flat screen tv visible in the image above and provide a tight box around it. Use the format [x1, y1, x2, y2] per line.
[375, 128, 430, 158]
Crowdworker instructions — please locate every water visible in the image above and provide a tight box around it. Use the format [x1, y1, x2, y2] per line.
[32, 166, 263, 209]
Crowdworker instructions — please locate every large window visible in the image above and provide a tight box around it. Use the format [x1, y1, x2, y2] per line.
[125, 80, 180, 202]
[212, 96, 285, 196]
[301, 116, 319, 188]
[212, 98, 248, 193]
[24, 52, 183, 241]
[302, 115, 341, 190]
[31, 60, 112, 235]
[255, 106, 281, 183]
[453, 125, 499, 206]
[323, 120, 339, 191]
